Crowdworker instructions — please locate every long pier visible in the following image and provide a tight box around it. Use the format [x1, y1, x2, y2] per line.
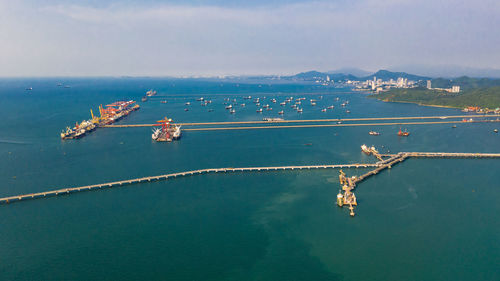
[0, 163, 377, 205]
[1, 152, 499, 206]
[102, 114, 500, 128]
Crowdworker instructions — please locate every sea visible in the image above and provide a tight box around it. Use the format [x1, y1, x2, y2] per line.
[0, 78, 498, 281]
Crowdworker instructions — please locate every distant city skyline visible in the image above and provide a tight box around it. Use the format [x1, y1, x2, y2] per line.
[1, 0, 499, 77]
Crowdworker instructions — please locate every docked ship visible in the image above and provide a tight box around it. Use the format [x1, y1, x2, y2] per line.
[61, 100, 139, 140]
[361, 144, 378, 155]
[152, 117, 182, 142]
[60, 117, 96, 139]
[369, 131, 380, 136]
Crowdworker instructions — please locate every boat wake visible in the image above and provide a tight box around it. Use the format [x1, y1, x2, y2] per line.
[0, 139, 32, 145]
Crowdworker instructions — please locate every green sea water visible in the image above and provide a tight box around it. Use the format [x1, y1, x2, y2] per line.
[0, 78, 498, 281]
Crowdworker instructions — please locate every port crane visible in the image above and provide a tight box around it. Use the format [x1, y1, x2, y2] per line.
[154, 117, 173, 141]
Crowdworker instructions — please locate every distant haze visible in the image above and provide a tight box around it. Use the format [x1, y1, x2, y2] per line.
[0, 0, 499, 77]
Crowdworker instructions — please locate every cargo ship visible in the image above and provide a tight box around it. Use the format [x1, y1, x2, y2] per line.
[61, 100, 139, 140]
[146, 90, 157, 97]
[152, 117, 182, 142]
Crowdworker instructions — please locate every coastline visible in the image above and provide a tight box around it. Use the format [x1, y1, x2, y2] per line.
[370, 96, 461, 109]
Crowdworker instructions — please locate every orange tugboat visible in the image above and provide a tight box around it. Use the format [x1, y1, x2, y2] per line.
[398, 127, 410, 136]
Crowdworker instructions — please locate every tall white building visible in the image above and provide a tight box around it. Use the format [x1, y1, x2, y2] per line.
[451, 86, 460, 93]
[427, 80, 432, 89]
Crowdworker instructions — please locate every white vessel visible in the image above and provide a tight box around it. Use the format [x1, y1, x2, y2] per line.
[361, 144, 371, 154]
[152, 128, 161, 140]
[172, 125, 182, 139]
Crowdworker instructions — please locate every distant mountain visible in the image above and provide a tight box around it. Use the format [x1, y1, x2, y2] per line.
[292, 71, 329, 80]
[289, 69, 429, 82]
[327, 67, 372, 77]
[361, 70, 429, 81]
[391, 64, 500, 78]
[431, 76, 500, 90]
[330, 73, 359, 81]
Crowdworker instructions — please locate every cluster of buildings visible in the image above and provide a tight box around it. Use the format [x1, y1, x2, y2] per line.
[307, 75, 462, 95]
[426, 80, 460, 93]
[347, 77, 418, 92]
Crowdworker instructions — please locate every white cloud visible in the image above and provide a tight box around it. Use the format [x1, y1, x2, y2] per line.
[0, 0, 499, 76]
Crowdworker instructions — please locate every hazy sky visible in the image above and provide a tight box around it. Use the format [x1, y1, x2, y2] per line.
[1, 0, 499, 76]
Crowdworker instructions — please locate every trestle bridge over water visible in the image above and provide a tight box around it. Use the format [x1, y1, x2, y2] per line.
[1, 152, 499, 206]
[102, 114, 500, 131]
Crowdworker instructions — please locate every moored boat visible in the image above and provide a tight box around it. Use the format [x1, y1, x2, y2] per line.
[398, 128, 410, 136]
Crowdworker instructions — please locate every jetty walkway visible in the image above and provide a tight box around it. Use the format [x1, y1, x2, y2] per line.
[0, 163, 377, 205]
[102, 114, 500, 128]
[2, 152, 499, 206]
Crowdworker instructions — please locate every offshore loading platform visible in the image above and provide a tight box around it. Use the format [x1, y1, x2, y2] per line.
[1, 147, 499, 219]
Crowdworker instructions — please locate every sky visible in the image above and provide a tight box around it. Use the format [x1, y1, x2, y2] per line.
[0, 0, 499, 77]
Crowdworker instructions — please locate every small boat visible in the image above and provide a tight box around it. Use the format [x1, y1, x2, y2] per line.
[452, 125, 457, 128]
[196, 97, 204, 101]
[280, 102, 286, 106]
[185, 102, 191, 106]
[398, 128, 410, 136]
[184, 108, 189, 111]
[225, 104, 233, 109]
[369, 131, 380, 136]
[311, 102, 316, 106]
[321, 109, 327, 112]
[297, 108, 303, 113]
[494, 129, 498, 133]
[266, 107, 272, 111]
[327, 105, 334, 109]
[278, 110, 284, 115]
[230, 109, 236, 114]
[257, 108, 263, 113]
[160, 100, 167, 104]
[241, 103, 245, 107]
[141, 96, 148, 102]
[26, 87, 33, 91]
[346, 110, 351, 113]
